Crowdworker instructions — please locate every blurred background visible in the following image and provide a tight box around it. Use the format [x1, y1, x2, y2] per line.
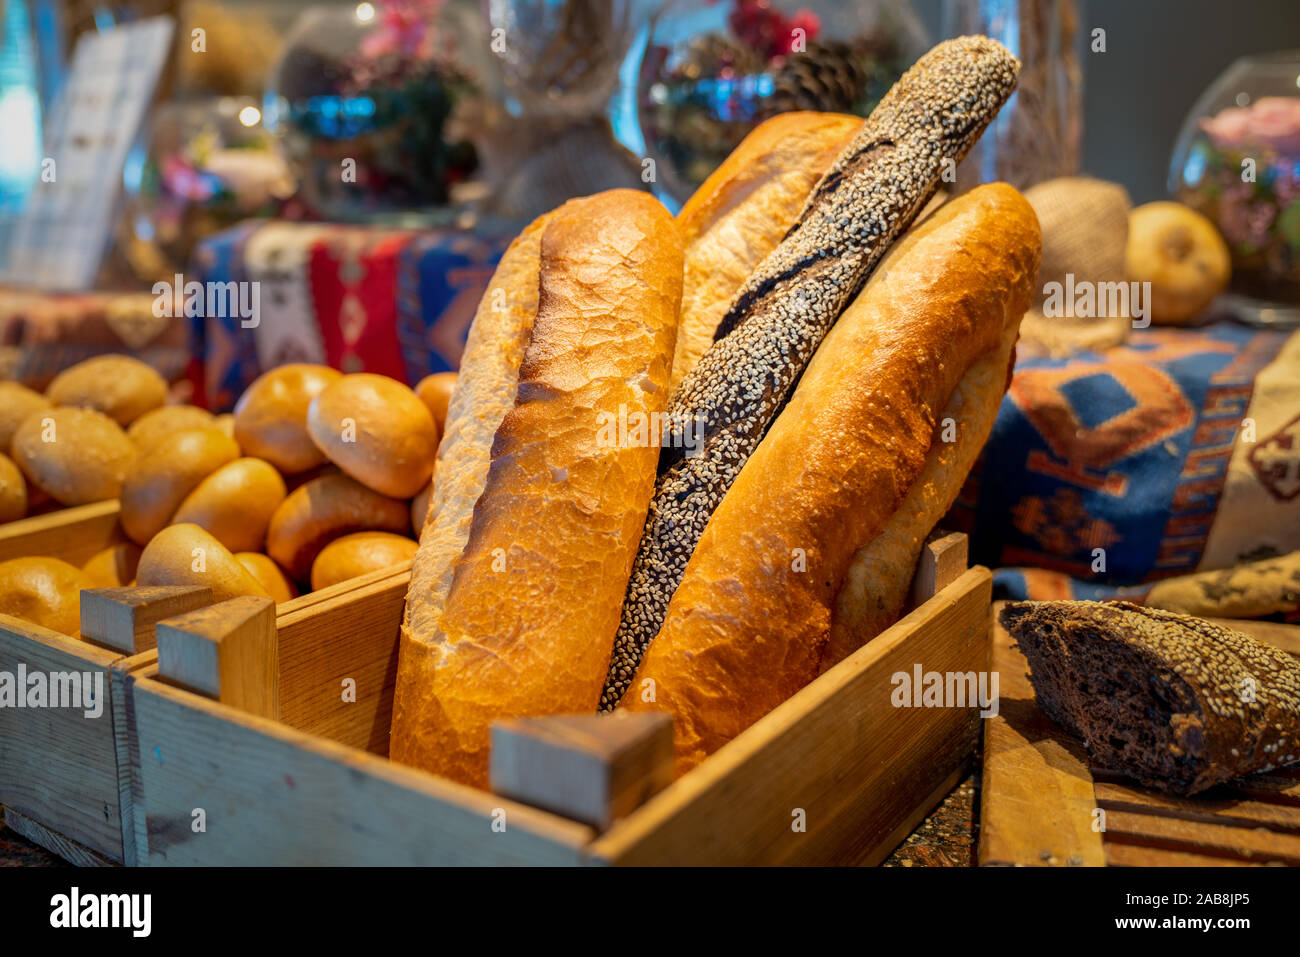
[0, 0, 1298, 401]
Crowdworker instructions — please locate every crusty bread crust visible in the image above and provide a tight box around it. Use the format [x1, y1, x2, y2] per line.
[820, 321, 1018, 671]
[392, 190, 683, 787]
[621, 184, 1041, 773]
[402, 213, 551, 643]
[671, 112, 862, 392]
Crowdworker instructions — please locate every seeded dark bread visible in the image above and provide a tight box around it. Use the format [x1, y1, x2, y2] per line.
[392, 189, 683, 788]
[622, 184, 1040, 773]
[1000, 601, 1300, 796]
[670, 111, 862, 392]
[601, 36, 1022, 709]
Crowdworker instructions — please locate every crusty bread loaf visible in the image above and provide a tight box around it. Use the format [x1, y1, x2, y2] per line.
[670, 112, 861, 392]
[404, 211, 551, 637]
[602, 37, 1022, 710]
[393, 189, 683, 787]
[621, 183, 1040, 773]
[1000, 601, 1300, 795]
[820, 320, 1017, 671]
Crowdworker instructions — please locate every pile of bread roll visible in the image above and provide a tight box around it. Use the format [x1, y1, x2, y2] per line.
[0, 351, 457, 636]
[392, 37, 1042, 786]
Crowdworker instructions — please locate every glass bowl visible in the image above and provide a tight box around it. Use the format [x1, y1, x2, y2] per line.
[1169, 50, 1300, 327]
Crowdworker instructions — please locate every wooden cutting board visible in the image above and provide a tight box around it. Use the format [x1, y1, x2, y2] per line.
[980, 602, 1300, 867]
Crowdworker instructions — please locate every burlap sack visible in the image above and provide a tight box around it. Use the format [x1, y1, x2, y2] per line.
[1017, 176, 1134, 358]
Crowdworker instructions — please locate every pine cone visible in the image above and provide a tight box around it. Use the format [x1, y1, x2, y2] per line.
[765, 40, 870, 115]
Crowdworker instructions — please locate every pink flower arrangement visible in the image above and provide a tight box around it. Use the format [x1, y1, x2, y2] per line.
[1200, 96, 1300, 154]
[359, 0, 446, 61]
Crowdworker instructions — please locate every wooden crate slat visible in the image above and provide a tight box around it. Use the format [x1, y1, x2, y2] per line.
[1094, 781, 1300, 833]
[0, 499, 123, 565]
[1102, 808, 1300, 864]
[982, 603, 1300, 866]
[586, 567, 990, 866]
[980, 609, 1105, 866]
[129, 672, 594, 865]
[2, 806, 116, 867]
[1104, 842, 1256, 867]
[0, 614, 124, 860]
[274, 568, 409, 751]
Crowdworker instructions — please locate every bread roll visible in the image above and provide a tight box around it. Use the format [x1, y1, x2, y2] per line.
[265, 471, 410, 581]
[233, 364, 342, 474]
[0, 451, 26, 522]
[311, 532, 418, 590]
[11, 407, 136, 505]
[119, 427, 241, 545]
[394, 189, 683, 787]
[45, 355, 167, 425]
[306, 374, 439, 499]
[621, 184, 1041, 773]
[0, 556, 89, 635]
[172, 457, 287, 552]
[601, 38, 1021, 710]
[0, 382, 51, 451]
[127, 405, 218, 452]
[670, 112, 862, 392]
[414, 372, 457, 433]
[235, 552, 298, 604]
[81, 542, 143, 588]
[136, 524, 270, 601]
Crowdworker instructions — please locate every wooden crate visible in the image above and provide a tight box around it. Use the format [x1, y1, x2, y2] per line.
[121, 536, 992, 865]
[0, 563, 410, 865]
[980, 602, 1300, 867]
[0, 499, 124, 565]
[0, 586, 210, 866]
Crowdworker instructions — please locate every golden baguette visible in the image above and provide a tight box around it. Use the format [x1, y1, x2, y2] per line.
[622, 183, 1041, 773]
[393, 189, 683, 787]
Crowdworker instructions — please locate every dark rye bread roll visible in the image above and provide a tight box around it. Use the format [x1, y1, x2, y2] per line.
[393, 189, 683, 788]
[601, 36, 1021, 709]
[1000, 601, 1300, 796]
[621, 185, 1040, 772]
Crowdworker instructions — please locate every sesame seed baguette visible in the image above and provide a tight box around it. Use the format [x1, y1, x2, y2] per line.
[620, 184, 1041, 773]
[670, 111, 863, 393]
[393, 189, 683, 788]
[601, 36, 1022, 709]
[1000, 601, 1300, 796]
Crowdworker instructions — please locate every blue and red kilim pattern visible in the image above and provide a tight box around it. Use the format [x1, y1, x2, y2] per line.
[946, 322, 1292, 596]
